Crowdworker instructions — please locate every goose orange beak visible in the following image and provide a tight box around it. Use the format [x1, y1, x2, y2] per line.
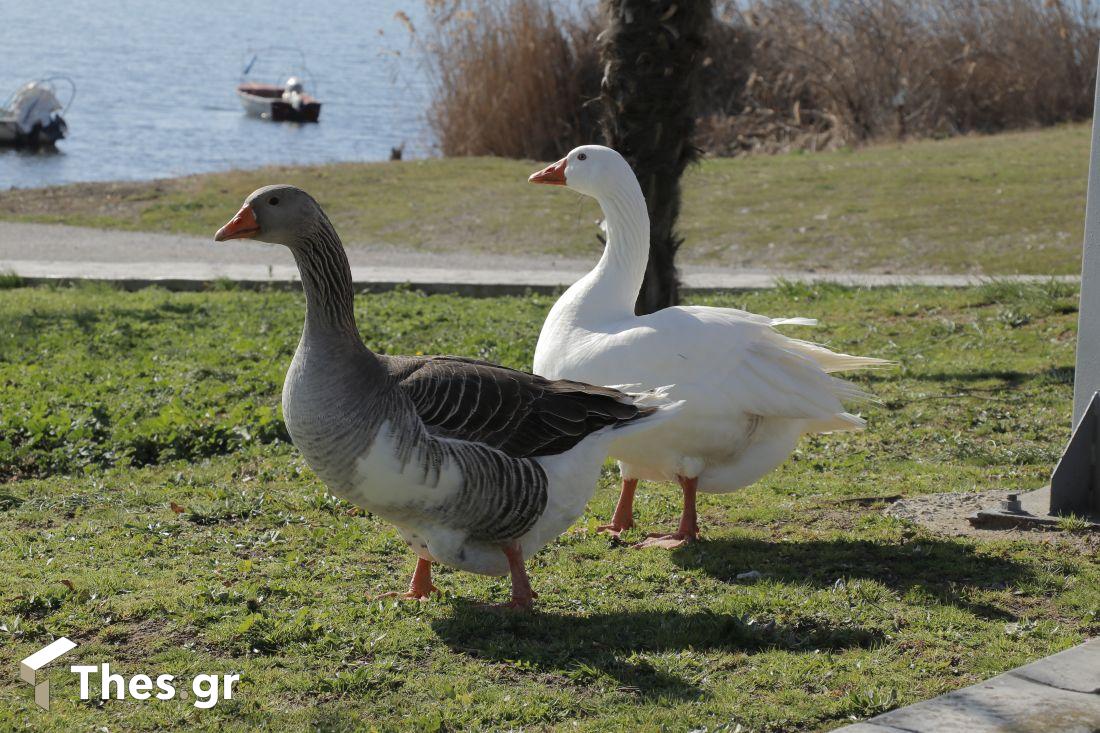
[214, 204, 259, 241]
[528, 157, 567, 186]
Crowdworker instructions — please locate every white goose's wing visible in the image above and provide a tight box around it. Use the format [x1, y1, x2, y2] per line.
[611, 305, 886, 423]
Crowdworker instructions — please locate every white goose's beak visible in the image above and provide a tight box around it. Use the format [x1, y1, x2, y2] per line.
[528, 157, 567, 186]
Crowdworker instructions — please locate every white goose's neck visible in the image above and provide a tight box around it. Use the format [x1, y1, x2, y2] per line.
[579, 175, 650, 318]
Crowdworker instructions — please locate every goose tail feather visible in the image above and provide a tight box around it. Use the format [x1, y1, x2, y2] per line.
[784, 338, 894, 374]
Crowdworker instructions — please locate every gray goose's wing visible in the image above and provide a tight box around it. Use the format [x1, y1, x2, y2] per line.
[388, 355, 652, 458]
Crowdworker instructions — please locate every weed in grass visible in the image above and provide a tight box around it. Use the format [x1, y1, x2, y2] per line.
[0, 270, 23, 289]
[773, 278, 855, 302]
[1056, 514, 1094, 532]
[996, 307, 1032, 329]
[974, 278, 1079, 318]
[0, 491, 24, 510]
[843, 686, 900, 718]
[185, 491, 267, 525]
[209, 277, 240, 292]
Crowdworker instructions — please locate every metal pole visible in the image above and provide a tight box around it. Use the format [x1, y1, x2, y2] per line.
[1071, 43, 1100, 428]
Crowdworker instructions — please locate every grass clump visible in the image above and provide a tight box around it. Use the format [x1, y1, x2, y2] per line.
[0, 270, 23, 289]
[0, 284, 1097, 731]
[1056, 514, 1095, 532]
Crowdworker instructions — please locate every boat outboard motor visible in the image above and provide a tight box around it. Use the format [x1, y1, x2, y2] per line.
[11, 82, 66, 145]
[282, 77, 304, 110]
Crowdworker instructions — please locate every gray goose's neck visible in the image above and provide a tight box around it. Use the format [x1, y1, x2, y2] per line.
[291, 212, 360, 341]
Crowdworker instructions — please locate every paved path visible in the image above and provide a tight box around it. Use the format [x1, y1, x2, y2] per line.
[0, 221, 1076, 293]
[839, 637, 1100, 732]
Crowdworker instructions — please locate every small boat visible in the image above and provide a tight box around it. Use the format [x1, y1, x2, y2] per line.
[236, 48, 321, 123]
[236, 80, 321, 123]
[0, 77, 74, 147]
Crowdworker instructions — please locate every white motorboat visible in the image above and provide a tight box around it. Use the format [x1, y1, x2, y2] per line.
[0, 77, 74, 147]
[236, 48, 321, 123]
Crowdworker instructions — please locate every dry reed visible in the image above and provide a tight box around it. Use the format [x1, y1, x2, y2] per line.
[415, 0, 1100, 157]
[413, 0, 601, 159]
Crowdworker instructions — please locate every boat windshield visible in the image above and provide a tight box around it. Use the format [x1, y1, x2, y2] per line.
[240, 47, 317, 95]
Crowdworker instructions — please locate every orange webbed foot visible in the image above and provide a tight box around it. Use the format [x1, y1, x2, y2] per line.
[595, 520, 634, 539]
[376, 557, 440, 601]
[634, 476, 701, 549]
[497, 588, 538, 610]
[373, 584, 441, 602]
[597, 479, 638, 541]
[632, 530, 699, 550]
[497, 542, 538, 611]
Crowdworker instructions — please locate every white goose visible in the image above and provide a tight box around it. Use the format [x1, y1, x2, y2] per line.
[214, 184, 681, 607]
[529, 146, 889, 549]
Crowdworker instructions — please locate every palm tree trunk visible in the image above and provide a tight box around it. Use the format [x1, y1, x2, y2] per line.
[599, 0, 711, 315]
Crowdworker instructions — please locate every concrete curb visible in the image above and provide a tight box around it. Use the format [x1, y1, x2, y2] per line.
[0, 222, 1078, 295]
[0, 260, 1078, 296]
[838, 637, 1100, 732]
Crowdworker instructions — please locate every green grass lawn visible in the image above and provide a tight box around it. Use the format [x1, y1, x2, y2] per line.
[1, 282, 1098, 732]
[0, 124, 1090, 275]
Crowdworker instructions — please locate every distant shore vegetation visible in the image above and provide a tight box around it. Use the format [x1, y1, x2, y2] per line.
[410, 0, 1100, 159]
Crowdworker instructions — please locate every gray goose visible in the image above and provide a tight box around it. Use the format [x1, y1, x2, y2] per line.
[214, 185, 679, 608]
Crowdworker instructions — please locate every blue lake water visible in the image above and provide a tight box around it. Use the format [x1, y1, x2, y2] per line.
[0, 0, 433, 189]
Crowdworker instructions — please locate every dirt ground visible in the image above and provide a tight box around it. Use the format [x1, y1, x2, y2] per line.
[886, 488, 1100, 550]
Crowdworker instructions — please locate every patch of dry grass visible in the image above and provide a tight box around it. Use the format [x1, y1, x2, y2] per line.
[0, 124, 1089, 274]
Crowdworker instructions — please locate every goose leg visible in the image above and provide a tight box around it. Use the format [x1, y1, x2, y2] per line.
[596, 478, 638, 537]
[500, 541, 539, 609]
[376, 557, 440, 601]
[634, 475, 700, 550]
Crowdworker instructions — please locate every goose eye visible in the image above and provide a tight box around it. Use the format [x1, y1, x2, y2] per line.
[577, 153, 587, 161]
[268, 196, 280, 206]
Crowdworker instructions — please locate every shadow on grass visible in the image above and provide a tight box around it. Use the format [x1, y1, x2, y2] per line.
[10, 299, 211, 339]
[670, 536, 1030, 621]
[433, 604, 883, 700]
[902, 365, 1074, 388]
[916, 368, 1030, 384]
